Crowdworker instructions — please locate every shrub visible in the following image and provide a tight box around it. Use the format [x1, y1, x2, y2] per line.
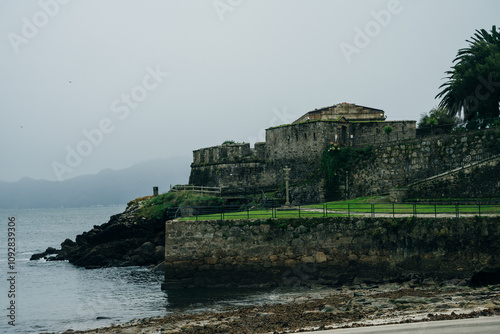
[134, 191, 223, 221]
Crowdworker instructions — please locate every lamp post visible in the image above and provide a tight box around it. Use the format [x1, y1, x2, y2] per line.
[283, 166, 291, 206]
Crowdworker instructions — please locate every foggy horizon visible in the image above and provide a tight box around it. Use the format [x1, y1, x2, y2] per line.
[1, 0, 499, 182]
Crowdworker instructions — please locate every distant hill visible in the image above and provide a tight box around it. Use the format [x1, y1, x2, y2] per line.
[0, 156, 191, 209]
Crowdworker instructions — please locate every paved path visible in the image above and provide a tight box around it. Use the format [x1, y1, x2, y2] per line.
[299, 316, 500, 334]
[299, 207, 499, 219]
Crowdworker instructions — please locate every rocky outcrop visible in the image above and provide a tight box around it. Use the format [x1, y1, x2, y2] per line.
[30, 202, 168, 269]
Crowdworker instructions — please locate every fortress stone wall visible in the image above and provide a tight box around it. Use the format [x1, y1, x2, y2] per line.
[189, 103, 416, 201]
[188, 103, 498, 202]
[192, 143, 264, 166]
[347, 128, 500, 199]
[162, 216, 500, 289]
[190, 126, 500, 202]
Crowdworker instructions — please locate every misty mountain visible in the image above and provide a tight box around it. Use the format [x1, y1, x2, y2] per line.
[0, 156, 191, 209]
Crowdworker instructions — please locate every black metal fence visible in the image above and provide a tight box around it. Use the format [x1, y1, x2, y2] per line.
[174, 201, 500, 221]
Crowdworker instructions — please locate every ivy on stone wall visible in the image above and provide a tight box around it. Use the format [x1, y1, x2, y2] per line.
[321, 145, 374, 201]
[486, 129, 500, 151]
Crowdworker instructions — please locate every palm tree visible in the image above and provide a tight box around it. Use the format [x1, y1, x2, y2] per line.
[436, 26, 500, 128]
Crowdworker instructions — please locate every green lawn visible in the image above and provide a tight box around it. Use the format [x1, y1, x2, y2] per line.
[178, 208, 327, 221]
[306, 197, 500, 216]
[178, 197, 500, 221]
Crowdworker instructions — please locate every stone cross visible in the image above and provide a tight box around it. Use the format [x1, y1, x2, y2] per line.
[283, 166, 291, 205]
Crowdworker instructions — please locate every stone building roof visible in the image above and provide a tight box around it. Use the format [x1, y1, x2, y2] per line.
[293, 102, 386, 124]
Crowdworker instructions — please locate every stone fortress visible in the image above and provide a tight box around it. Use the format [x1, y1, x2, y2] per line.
[165, 102, 500, 290]
[189, 101, 500, 203]
[189, 102, 416, 202]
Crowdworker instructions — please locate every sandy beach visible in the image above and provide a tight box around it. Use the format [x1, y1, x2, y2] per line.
[64, 281, 500, 334]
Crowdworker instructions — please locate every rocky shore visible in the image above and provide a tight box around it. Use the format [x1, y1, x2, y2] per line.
[30, 200, 167, 269]
[63, 282, 500, 334]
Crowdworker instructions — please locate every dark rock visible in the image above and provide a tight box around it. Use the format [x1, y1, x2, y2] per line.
[29, 201, 168, 268]
[154, 246, 165, 262]
[123, 241, 160, 266]
[151, 261, 166, 272]
[469, 268, 500, 287]
[45, 247, 58, 254]
[30, 253, 45, 261]
[140, 241, 156, 254]
[421, 277, 437, 286]
[61, 238, 76, 248]
[30, 246, 60, 260]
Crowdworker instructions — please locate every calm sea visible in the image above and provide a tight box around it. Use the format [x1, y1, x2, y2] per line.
[0, 206, 169, 333]
[0, 206, 295, 333]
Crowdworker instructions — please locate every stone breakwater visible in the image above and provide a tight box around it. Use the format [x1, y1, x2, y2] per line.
[162, 216, 500, 289]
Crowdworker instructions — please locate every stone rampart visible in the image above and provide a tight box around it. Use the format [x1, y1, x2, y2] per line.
[162, 216, 500, 289]
[189, 127, 499, 202]
[348, 128, 500, 198]
[189, 162, 272, 188]
[350, 120, 416, 146]
[192, 143, 256, 165]
[407, 156, 500, 199]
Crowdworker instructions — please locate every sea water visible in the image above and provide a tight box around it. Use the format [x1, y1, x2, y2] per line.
[0, 206, 300, 333]
[0, 206, 168, 333]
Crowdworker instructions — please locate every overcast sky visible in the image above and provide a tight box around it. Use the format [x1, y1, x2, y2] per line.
[0, 0, 498, 182]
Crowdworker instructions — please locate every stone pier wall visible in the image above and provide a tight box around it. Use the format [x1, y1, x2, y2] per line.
[162, 216, 500, 289]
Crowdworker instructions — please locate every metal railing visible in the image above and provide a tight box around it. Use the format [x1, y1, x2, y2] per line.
[170, 184, 222, 196]
[174, 201, 500, 221]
